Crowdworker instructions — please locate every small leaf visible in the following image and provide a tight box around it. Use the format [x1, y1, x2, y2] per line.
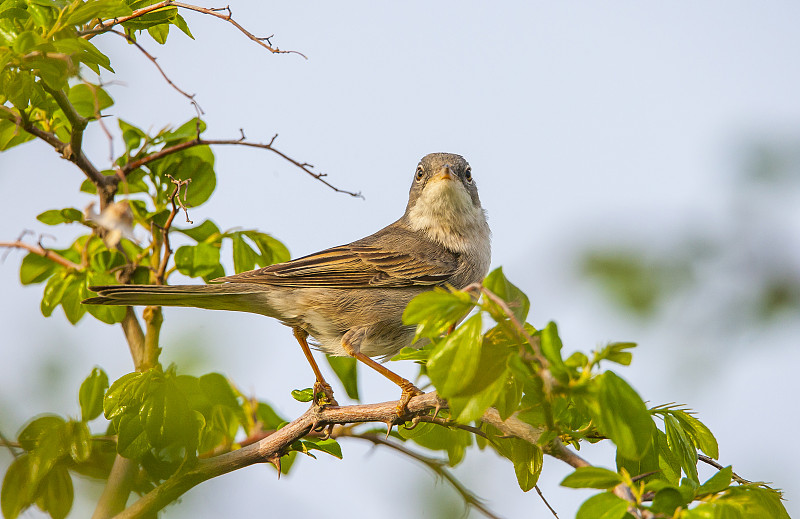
[79, 367, 109, 421]
[697, 466, 732, 496]
[299, 437, 343, 459]
[665, 414, 699, 482]
[67, 84, 113, 118]
[18, 415, 66, 451]
[117, 414, 150, 459]
[36, 208, 83, 225]
[2, 455, 33, 519]
[199, 373, 239, 408]
[673, 409, 719, 460]
[231, 232, 256, 273]
[147, 23, 169, 44]
[35, 464, 73, 519]
[575, 492, 629, 519]
[482, 267, 530, 323]
[178, 219, 220, 242]
[19, 253, 56, 285]
[243, 231, 290, 266]
[561, 467, 623, 489]
[291, 388, 314, 402]
[67, 421, 91, 463]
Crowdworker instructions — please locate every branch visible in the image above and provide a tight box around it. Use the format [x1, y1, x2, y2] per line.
[0, 240, 81, 270]
[122, 136, 363, 198]
[0, 105, 66, 152]
[81, 1, 306, 58]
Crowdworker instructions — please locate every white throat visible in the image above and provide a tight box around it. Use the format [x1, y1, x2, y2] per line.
[407, 180, 490, 255]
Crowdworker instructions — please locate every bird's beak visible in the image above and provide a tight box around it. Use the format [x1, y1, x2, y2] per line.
[433, 165, 456, 182]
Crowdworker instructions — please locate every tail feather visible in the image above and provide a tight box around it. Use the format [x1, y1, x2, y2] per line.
[83, 283, 277, 316]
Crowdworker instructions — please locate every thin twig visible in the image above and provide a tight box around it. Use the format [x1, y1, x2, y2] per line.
[121, 136, 362, 197]
[343, 432, 503, 519]
[154, 175, 191, 284]
[698, 455, 752, 485]
[535, 485, 559, 518]
[106, 29, 204, 117]
[0, 240, 81, 270]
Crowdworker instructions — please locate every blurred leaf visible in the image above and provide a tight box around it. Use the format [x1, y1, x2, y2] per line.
[117, 414, 149, 459]
[297, 437, 342, 459]
[561, 467, 623, 489]
[649, 487, 685, 516]
[174, 243, 221, 278]
[672, 409, 719, 460]
[147, 22, 169, 44]
[79, 367, 109, 421]
[139, 376, 193, 448]
[242, 231, 290, 266]
[18, 415, 66, 451]
[399, 422, 472, 467]
[231, 232, 256, 273]
[36, 207, 83, 225]
[492, 437, 542, 491]
[19, 253, 57, 285]
[67, 83, 113, 118]
[1, 455, 33, 519]
[326, 355, 359, 400]
[35, 464, 72, 519]
[67, 421, 91, 463]
[198, 373, 239, 409]
[119, 119, 146, 153]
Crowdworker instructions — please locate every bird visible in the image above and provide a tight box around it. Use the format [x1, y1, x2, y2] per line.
[84, 152, 491, 411]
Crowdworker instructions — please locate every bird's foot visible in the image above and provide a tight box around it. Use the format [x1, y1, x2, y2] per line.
[396, 381, 424, 416]
[313, 380, 338, 407]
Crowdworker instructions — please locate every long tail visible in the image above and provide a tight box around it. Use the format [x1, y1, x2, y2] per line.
[83, 283, 278, 316]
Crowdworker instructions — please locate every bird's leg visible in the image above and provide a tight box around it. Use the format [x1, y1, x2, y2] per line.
[341, 329, 423, 416]
[292, 327, 337, 406]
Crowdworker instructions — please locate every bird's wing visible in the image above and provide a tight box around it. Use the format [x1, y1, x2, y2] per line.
[214, 228, 458, 288]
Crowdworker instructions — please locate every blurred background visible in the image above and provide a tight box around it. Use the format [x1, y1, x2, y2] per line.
[1, 2, 799, 517]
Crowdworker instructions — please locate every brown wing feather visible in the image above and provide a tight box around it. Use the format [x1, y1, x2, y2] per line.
[214, 242, 456, 288]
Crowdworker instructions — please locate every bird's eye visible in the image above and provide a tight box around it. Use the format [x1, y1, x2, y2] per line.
[415, 165, 425, 182]
[464, 166, 473, 183]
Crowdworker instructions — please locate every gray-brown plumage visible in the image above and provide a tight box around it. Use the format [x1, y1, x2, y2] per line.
[85, 153, 491, 404]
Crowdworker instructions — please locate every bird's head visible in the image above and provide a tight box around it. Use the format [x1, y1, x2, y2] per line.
[404, 153, 489, 253]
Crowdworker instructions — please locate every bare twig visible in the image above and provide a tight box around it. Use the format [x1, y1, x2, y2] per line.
[81, 1, 305, 59]
[0, 240, 81, 270]
[535, 485, 559, 518]
[122, 136, 362, 198]
[106, 29, 204, 117]
[342, 431, 503, 519]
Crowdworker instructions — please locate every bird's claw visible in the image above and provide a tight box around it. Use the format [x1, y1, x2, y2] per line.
[395, 382, 424, 416]
[313, 381, 338, 407]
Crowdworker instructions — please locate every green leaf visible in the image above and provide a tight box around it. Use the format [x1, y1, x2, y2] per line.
[242, 231, 290, 266]
[19, 253, 57, 285]
[665, 414, 699, 482]
[561, 467, 623, 489]
[139, 376, 193, 448]
[171, 13, 194, 38]
[119, 119, 146, 153]
[231, 232, 256, 273]
[35, 464, 72, 519]
[575, 492, 629, 519]
[67, 83, 113, 118]
[159, 146, 216, 206]
[256, 402, 286, 430]
[174, 243, 221, 278]
[326, 355, 359, 400]
[104, 372, 144, 419]
[291, 388, 314, 402]
[147, 22, 169, 44]
[298, 437, 343, 459]
[448, 370, 508, 423]
[85, 272, 126, 324]
[36, 207, 83, 225]
[673, 409, 719, 460]
[482, 267, 529, 323]
[427, 314, 483, 397]
[1, 455, 33, 519]
[0, 117, 36, 150]
[649, 487, 685, 516]
[199, 373, 239, 409]
[539, 321, 567, 377]
[117, 414, 150, 459]
[18, 415, 66, 451]
[79, 367, 109, 421]
[64, 0, 131, 26]
[590, 371, 654, 460]
[492, 437, 543, 491]
[60, 272, 88, 324]
[67, 421, 91, 463]
[697, 466, 732, 496]
[403, 289, 476, 341]
[493, 375, 522, 421]
[178, 219, 221, 242]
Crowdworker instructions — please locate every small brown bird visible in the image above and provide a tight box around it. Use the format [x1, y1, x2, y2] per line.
[84, 153, 491, 408]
